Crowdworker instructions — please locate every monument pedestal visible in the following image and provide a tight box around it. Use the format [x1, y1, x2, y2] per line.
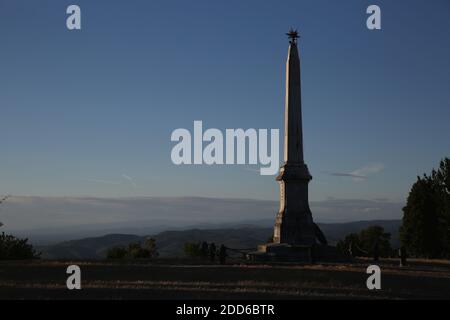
[247, 243, 346, 263]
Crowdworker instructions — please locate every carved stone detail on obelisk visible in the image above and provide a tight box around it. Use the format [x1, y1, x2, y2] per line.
[272, 30, 316, 245]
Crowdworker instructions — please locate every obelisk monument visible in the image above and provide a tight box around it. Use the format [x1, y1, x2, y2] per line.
[250, 30, 343, 262]
[273, 29, 318, 246]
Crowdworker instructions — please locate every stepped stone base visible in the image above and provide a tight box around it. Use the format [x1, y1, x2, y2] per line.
[247, 243, 347, 263]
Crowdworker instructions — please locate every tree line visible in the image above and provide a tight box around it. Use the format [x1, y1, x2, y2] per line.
[184, 241, 227, 264]
[338, 158, 450, 260]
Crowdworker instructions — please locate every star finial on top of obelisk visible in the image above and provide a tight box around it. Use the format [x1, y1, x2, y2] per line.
[286, 28, 299, 44]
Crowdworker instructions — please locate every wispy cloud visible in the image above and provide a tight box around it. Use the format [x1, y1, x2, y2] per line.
[122, 174, 137, 187]
[80, 175, 137, 187]
[351, 163, 385, 176]
[363, 207, 381, 213]
[326, 163, 385, 181]
[329, 172, 367, 179]
[81, 178, 121, 185]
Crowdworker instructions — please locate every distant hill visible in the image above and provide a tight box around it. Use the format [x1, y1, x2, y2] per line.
[5, 196, 403, 244]
[39, 220, 401, 260]
[38, 234, 143, 260]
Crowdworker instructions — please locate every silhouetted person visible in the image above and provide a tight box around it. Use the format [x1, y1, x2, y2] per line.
[200, 241, 209, 258]
[399, 246, 407, 267]
[373, 239, 380, 262]
[219, 245, 227, 265]
[209, 243, 216, 262]
[309, 246, 316, 264]
[348, 240, 354, 259]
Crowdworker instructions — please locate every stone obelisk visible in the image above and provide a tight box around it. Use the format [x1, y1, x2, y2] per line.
[272, 30, 316, 245]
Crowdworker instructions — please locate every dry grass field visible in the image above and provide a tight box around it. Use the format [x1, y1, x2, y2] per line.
[1, 259, 450, 299]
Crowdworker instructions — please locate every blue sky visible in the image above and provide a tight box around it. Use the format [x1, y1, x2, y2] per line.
[1, 0, 450, 202]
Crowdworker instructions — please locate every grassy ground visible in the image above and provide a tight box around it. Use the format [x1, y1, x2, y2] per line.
[1, 258, 450, 299]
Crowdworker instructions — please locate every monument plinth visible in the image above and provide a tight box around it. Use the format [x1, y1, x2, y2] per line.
[249, 30, 344, 263]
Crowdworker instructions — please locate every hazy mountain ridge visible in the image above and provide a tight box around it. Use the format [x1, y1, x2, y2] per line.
[38, 220, 401, 259]
[3, 196, 403, 245]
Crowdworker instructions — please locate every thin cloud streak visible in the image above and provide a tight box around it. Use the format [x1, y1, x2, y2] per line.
[326, 163, 385, 181]
[80, 175, 137, 187]
[81, 178, 121, 185]
[122, 174, 137, 187]
[328, 172, 367, 179]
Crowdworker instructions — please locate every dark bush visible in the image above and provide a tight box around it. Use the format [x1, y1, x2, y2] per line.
[0, 232, 40, 260]
[106, 246, 128, 259]
[337, 226, 392, 258]
[106, 237, 158, 260]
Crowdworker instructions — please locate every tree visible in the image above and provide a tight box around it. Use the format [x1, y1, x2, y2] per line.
[126, 242, 150, 259]
[218, 244, 227, 264]
[337, 226, 392, 258]
[434, 158, 450, 255]
[106, 246, 127, 259]
[184, 241, 215, 260]
[143, 237, 158, 258]
[200, 241, 209, 258]
[0, 232, 40, 260]
[337, 233, 361, 257]
[359, 226, 392, 258]
[400, 158, 450, 258]
[184, 242, 201, 258]
[0, 196, 40, 260]
[208, 242, 216, 262]
[0, 194, 10, 228]
[106, 238, 158, 260]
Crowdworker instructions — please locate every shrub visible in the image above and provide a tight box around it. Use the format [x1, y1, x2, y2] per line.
[106, 246, 128, 259]
[337, 226, 392, 258]
[0, 232, 40, 260]
[106, 238, 158, 260]
[184, 242, 201, 258]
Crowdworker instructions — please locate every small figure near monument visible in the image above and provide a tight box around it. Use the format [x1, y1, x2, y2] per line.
[373, 239, 380, 262]
[209, 243, 216, 263]
[219, 245, 227, 265]
[399, 246, 407, 267]
[200, 241, 209, 258]
[348, 240, 354, 259]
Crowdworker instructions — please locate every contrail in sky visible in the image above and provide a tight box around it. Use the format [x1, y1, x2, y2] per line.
[122, 174, 137, 187]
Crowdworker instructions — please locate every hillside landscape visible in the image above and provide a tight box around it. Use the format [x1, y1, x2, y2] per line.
[38, 220, 401, 259]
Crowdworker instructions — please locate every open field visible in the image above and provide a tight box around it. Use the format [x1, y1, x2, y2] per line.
[1, 259, 450, 299]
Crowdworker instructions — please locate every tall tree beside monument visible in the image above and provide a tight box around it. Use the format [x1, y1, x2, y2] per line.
[400, 158, 450, 258]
